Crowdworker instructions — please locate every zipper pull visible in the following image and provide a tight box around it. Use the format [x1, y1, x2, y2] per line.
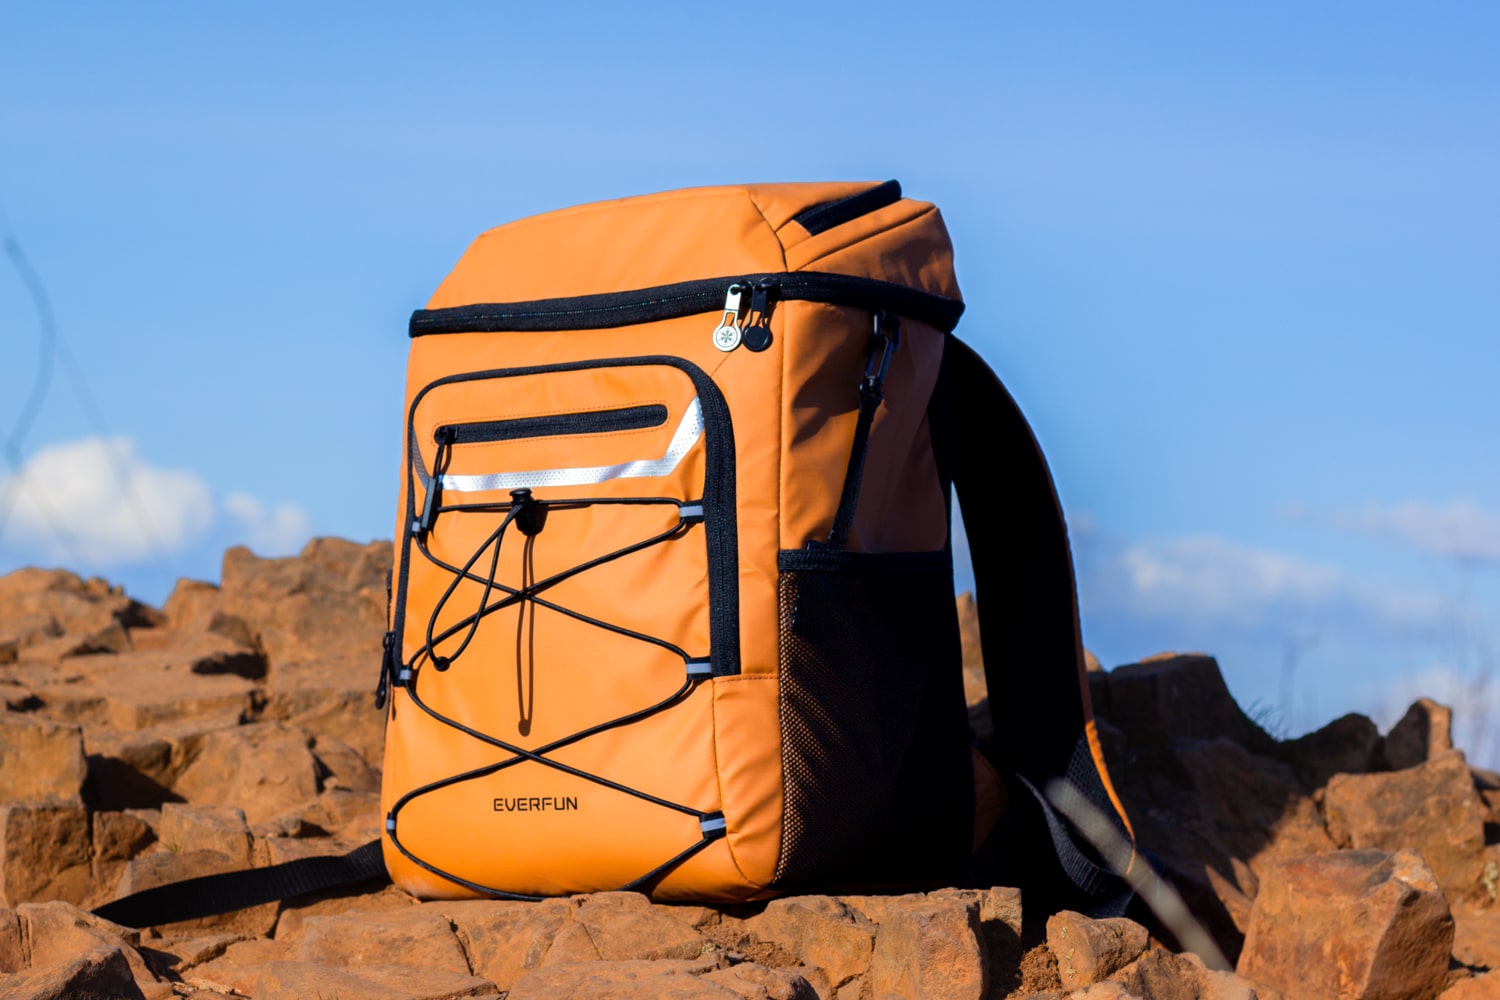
[742, 281, 775, 353]
[712, 283, 746, 352]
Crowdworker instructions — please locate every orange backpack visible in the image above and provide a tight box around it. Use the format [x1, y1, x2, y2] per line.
[97, 181, 1135, 926]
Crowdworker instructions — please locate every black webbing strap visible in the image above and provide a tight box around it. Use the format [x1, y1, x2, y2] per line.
[945, 334, 1135, 915]
[93, 838, 386, 929]
[826, 311, 900, 549]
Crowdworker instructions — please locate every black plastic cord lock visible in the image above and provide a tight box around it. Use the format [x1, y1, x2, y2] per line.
[510, 488, 548, 537]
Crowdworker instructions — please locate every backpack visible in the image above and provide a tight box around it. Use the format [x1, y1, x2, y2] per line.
[96, 180, 1135, 926]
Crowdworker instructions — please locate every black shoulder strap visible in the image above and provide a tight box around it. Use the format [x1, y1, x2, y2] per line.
[93, 838, 386, 928]
[944, 334, 1135, 916]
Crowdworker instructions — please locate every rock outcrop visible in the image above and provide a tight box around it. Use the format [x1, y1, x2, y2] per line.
[0, 548, 1495, 998]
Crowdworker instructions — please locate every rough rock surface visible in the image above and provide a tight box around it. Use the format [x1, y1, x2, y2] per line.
[1238, 849, 1454, 1000]
[1323, 750, 1487, 899]
[4, 554, 1500, 999]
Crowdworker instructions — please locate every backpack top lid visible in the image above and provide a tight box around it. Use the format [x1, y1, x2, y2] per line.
[425, 180, 963, 312]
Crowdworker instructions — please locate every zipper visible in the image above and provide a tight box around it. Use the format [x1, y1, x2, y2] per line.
[435, 404, 668, 445]
[789, 180, 903, 236]
[408, 271, 964, 338]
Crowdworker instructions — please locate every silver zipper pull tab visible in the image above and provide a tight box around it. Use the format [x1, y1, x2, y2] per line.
[712, 284, 745, 352]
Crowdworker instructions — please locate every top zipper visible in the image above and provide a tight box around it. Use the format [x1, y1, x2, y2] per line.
[408, 272, 964, 339]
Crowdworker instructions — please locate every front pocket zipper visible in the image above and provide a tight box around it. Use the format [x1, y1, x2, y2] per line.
[436, 404, 669, 445]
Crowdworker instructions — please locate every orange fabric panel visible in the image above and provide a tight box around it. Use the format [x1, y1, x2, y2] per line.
[710, 674, 785, 890]
[778, 304, 950, 552]
[788, 206, 962, 302]
[424, 187, 785, 307]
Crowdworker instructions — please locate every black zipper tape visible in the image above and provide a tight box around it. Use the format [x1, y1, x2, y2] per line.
[790, 180, 903, 236]
[409, 271, 964, 337]
[437, 404, 668, 445]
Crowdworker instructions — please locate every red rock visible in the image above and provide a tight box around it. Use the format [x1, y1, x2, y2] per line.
[1237, 849, 1453, 1000]
[438, 898, 576, 991]
[0, 801, 91, 906]
[508, 958, 813, 1000]
[296, 906, 471, 974]
[0, 568, 152, 638]
[721, 895, 875, 997]
[196, 958, 496, 1000]
[1112, 948, 1256, 999]
[171, 721, 321, 824]
[0, 906, 20, 973]
[29, 651, 257, 732]
[215, 540, 391, 762]
[1280, 713, 1382, 789]
[139, 932, 241, 977]
[0, 946, 146, 1000]
[272, 882, 418, 945]
[1384, 698, 1454, 770]
[1452, 900, 1500, 971]
[1104, 654, 1275, 753]
[158, 803, 252, 863]
[1444, 971, 1500, 998]
[699, 962, 821, 999]
[560, 891, 711, 963]
[310, 735, 381, 793]
[17, 901, 169, 998]
[1046, 910, 1149, 989]
[860, 891, 986, 1000]
[1107, 732, 1335, 961]
[0, 714, 86, 802]
[1324, 750, 1486, 899]
[92, 810, 157, 863]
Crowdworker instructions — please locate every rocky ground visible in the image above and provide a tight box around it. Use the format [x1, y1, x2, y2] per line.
[0, 538, 1494, 998]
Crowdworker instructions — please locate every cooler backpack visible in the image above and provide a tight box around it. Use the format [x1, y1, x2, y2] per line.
[96, 181, 1136, 926]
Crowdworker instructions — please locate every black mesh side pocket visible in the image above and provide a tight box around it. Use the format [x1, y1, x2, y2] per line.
[773, 547, 973, 891]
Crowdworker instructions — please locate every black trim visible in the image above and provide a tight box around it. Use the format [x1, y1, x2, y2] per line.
[409, 272, 964, 337]
[790, 180, 903, 236]
[437, 404, 667, 445]
[393, 356, 740, 679]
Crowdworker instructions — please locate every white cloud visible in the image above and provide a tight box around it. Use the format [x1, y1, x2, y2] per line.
[0, 436, 312, 568]
[1081, 531, 1450, 630]
[0, 435, 213, 564]
[223, 491, 313, 557]
[1326, 499, 1500, 565]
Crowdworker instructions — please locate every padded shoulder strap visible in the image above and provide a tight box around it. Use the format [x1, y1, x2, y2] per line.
[944, 334, 1135, 914]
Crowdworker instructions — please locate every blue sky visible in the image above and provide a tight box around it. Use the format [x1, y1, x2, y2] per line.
[2, 4, 1497, 754]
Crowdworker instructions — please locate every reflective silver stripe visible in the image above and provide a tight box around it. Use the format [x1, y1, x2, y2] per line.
[678, 503, 704, 520]
[700, 815, 727, 835]
[685, 659, 713, 678]
[416, 398, 703, 494]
